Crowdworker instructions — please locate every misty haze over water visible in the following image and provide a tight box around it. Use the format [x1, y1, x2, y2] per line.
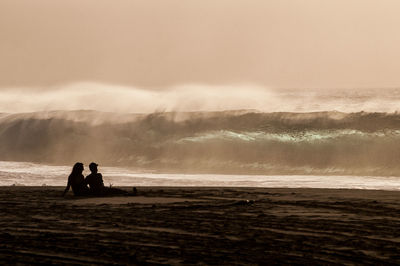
[2, 84, 400, 113]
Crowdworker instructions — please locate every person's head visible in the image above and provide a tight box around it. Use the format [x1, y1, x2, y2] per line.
[89, 162, 98, 173]
[71, 162, 84, 174]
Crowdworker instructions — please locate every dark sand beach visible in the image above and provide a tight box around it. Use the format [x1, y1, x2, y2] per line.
[0, 187, 399, 265]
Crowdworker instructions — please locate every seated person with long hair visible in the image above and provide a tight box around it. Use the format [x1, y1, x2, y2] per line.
[62, 162, 90, 196]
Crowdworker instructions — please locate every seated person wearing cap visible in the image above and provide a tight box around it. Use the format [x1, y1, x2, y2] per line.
[85, 162, 105, 196]
[85, 162, 127, 196]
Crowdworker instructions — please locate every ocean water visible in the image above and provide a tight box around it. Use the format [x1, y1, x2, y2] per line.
[3, 110, 400, 176]
[1, 161, 399, 190]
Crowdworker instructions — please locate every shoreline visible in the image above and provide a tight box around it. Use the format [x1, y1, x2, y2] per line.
[1, 186, 399, 264]
[2, 161, 400, 190]
[3, 185, 400, 193]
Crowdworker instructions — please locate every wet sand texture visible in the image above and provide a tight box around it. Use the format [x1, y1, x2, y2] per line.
[0, 187, 399, 265]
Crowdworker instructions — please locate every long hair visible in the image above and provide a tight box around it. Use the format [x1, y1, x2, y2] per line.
[70, 162, 84, 177]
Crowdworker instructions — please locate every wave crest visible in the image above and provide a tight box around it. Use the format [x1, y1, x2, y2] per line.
[1, 110, 400, 176]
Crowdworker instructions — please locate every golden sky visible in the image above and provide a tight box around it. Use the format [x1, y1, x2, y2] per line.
[1, 0, 400, 90]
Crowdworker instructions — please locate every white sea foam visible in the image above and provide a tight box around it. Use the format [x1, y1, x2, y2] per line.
[176, 129, 394, 143]
[0, 161, 399, 190]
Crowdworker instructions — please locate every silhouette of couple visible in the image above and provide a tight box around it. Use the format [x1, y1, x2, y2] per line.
[62, 162, 129, 197]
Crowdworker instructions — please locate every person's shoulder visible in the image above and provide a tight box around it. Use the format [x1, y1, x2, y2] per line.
[69, 173, 82, 179]
[85, 173, 94, 179]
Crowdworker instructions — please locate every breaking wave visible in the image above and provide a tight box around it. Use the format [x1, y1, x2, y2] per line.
[1, 110, 400, 176]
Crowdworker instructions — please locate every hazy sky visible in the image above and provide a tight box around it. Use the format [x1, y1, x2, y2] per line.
[2, 0, 400, 91]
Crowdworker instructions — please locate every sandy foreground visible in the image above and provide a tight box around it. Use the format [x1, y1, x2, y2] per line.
[0, 187, 399, 265]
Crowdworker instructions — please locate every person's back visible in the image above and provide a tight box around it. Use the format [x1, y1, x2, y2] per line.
[69, 173, 86, 195]
[85, 172, 105, 195]
[85, 162, 105, 195]
[63, 162, 90, 197]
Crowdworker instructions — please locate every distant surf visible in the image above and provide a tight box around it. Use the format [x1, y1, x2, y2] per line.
[1, 161, 399, 190]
